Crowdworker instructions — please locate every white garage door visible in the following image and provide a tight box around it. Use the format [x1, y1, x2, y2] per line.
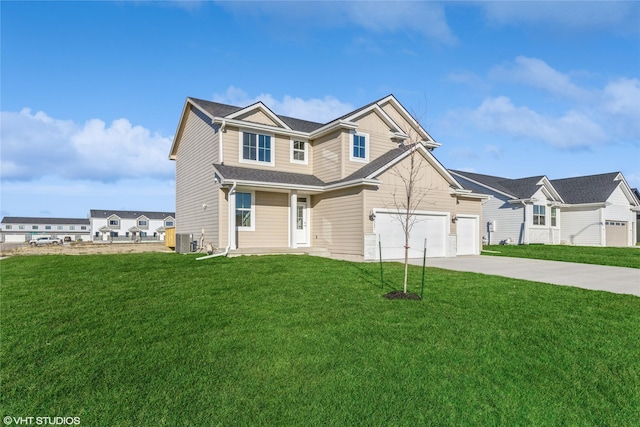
[375, 212, 447, 259]
[456, 216, 479, 255]
[605, 220, 627, 247]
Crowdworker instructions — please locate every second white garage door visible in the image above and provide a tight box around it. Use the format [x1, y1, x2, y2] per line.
[375, 211, 447, 259]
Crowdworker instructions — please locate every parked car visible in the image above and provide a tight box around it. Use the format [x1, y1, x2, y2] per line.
[29, 236, 63, 246]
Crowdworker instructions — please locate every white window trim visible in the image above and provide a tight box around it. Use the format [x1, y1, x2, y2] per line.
[239, 129, 275, 167]
[350, 131, 369, 163]
[290, 138, 308, 165]
[532, 204, 547, 227]
[235, 190, 256, 232]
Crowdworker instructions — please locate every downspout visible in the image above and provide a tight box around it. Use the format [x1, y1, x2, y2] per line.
[196, 181, 236, 261]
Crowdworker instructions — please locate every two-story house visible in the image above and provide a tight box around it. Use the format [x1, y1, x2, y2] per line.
[169, 95, 487, 259]
[90, 209, 175, 242]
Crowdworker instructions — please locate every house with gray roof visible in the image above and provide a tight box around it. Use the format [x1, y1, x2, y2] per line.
[451, 170, 639, 247]
[89, 209, 175, 242]
[169, 95, 487, 259]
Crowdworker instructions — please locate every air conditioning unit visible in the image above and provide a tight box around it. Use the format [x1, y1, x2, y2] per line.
[175, 234, 193, 254]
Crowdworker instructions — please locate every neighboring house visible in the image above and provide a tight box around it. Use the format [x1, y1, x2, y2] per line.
[449, 171, 563, 245]
[169, 94, 487, 259]
[90, 209, 175, 242]
[0, 217, 91, 243]
[451, 170, 639, 247]
[551, 173, 638, 247]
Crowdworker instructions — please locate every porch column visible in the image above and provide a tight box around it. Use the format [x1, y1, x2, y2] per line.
[228, 186, 237, 250]
[290, 191, 298, 249]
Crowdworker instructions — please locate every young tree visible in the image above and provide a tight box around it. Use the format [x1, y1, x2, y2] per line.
[387, 142, 431, 294]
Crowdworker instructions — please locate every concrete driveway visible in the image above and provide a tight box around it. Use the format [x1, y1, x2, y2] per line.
[405, 256, 640, 297]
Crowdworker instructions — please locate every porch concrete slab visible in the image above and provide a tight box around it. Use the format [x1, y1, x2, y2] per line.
[404, 256, 640, 297]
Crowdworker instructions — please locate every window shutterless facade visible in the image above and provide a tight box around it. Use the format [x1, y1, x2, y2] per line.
[350, 132, 369, 162]
[241, 131, 274, 166]
[235, 192, 254, 230]
[533, 205, 546, 225]
[291, 139, 308, 164]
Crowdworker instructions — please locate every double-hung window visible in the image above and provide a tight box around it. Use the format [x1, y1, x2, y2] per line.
[235, 192, 254, 230]
[291, 139, 307, 164]
[350, 132, 369, 162]
[533, 205, 546, 225]
[551, 207, 557, 227]
[242, 131, 273, 165]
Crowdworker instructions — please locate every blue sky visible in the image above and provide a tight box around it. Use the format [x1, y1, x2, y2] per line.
[2, 0, 639, 218]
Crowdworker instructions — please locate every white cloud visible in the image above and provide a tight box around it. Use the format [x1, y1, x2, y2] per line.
[212, 86, 354, 123]
[445, 57, 639, 150]
[489, 56, 591, 100]
[481, 1, 639, 34]
[0, 109, 173, 182]
[467, 96, 607, 149]
[215, 1, 457, 45]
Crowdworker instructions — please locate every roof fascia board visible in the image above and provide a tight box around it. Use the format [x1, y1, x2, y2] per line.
[450, 189, 491, 200]
[377, 95, 437, 144]
[450, 171, 517, 199]
[213, 117, 308, 138]
[309, 120, 359, 139]
[612, 174, 639, 206]
[559, 202, 609, 208]
[538, 176, 564, 202]
[169, 98, 196, 160]
[225, 101, 292, 130]
[217, 177, 380, 193]
[344, 104, 406, 135]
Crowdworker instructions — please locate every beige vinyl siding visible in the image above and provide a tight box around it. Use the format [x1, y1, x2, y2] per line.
[237, 191, 289, 248]
[379, 101, 425, 139]
[344, 111, 399, 178]
[312, 130, 344, 183]
[221, 126, 313, 174]
[175, 107, 220, 246]
[363, 157, 455, 234]
[218, 188, 229, 248]
[236, 110, 280, 127]
[453, 197, 483, 235]
[312, 187, 364, 256]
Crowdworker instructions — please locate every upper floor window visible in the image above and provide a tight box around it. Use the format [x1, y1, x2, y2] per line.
[5, 225, 12, 230]
[291, 139, 307, 164]
[32, 225, 39, 230]
[57, 225, 63, 230]
[19, 225, 25, 230]
[241, 131, 273, 165]
[70, 226, 75, 230]
[138, 220, 148, 227]
[81, 226, 87, 230]
[533, 205, 546, 225]
[350, 132, 369, 163]
[45, 226, 52, 230]
[165, 220, 174, 227]
[109, 219, 120, 227]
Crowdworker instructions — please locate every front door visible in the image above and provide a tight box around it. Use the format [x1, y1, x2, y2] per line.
[296, 198, 309, 246]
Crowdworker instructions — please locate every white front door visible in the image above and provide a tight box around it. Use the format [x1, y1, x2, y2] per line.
[296, 199, 309, 246]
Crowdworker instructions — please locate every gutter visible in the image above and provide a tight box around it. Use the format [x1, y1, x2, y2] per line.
[196, 181, 236, 261]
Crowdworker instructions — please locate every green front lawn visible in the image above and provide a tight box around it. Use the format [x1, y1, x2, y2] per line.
[483, 244, 640, 268]
[2, 254, 638, 426]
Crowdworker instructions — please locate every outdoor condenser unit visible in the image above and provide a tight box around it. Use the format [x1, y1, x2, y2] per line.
[175, 234, 193, 254]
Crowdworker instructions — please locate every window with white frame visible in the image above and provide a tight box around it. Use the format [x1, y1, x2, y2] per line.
[57, 225, 63, 230]
[350, 132, 369, 162]
[533, 205, 546, 225]
[551, 207, 557, 227]
[5, 225, 12, 230]
[109, 219, 119, 227]
[241, 131, 273, 165]
[235, 192, 254, 230]
[291, 139, 307, 164]
[45, 226, 52, 230]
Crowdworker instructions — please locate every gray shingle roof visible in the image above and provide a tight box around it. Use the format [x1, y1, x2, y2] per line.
[450, 170, 545, 199]
[550, 172, 621, 204]
[214, 146, 411, 188]
[189, 97, 325, 133]
[1, 217, 90, 225]
[89, 210, 175, 220]
[213, 164, 325, 187]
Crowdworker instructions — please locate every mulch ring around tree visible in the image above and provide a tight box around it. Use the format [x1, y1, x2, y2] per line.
[383, 290, 421, 300]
